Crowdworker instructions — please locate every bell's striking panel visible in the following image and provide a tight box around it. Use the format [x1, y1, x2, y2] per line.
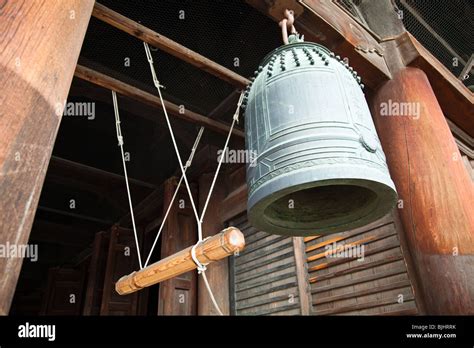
[243, 41, 397, 236]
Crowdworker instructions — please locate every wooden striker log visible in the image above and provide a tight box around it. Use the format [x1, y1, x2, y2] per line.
[116, 227, 245, 295]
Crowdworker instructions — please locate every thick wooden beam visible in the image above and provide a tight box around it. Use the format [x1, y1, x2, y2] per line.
[246, 0, 392, 88]
[37, 206, 114, 226]
[371, 67, 474, 314]
[74, 65, 245, 139]
[0, 0, 94, 315]
[51, 156, 153, 190]
[49, 156, 156, 189]
[44, 156, 155, 218]
[116, 227, 245, 295]
[92, 3, 250, 88]
[29, 220, 93, 248]
[397, 33, 474, 136]
[247, 0, 474, 137]
[69, 82, 201, 151]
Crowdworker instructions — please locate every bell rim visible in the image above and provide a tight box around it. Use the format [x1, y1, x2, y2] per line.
[247, 166, 398, 236]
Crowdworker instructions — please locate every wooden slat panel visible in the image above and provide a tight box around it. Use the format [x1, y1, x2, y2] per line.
[305, 215, 393, 253]
[236, 260, 295, 284]
[304, 235, 321, 243]
[308, 239, 400, 273]
[304, 213, 419, 316]
[237, 293, 293, 311]
[229, 214, 299, 315]
[240, 235, 286, 256]
[340, 300, 418, 316]
[268, 307, 301, 316]
[235, 250, 295, 276]
[304, 214, 392, 246]
[236, 286, 299, 309]
[239, 295, 300, 315]
[236, 240, 293, 266]
[381, 306, 419, 316]
[314, 290, 415, 315]
[254, 303, 301, 316]
[237, 280, 298, 302]
[311, 262, 408, 294]
[313, 279, 411, 305]
[306, 225, 397, 264]
[310, 254, 403, 283]
[306, 235, 378, 263]
[305, 235, 346, 253]
[236, 270, 296, 293]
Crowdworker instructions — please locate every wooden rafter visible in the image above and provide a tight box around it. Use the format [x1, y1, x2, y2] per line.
[74, 65, 245, 138]
[50, 156, 156, 189]
[92, 3, 250, 88]
[37, 206, 113, 226]
[246, 0, 474, 137]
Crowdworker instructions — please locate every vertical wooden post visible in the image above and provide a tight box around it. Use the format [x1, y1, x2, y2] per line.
[371, 67, 474, 314]
[198, 172, 230, 315]
[83, 231, 110, 315]
[100, 226, 140, 315]
[158, 177, 198, 315]
[0, 0, 94, 314]
[292, 237, 311, 315]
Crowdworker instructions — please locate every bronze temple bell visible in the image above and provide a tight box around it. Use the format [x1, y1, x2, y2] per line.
[242, 35, 398, 236]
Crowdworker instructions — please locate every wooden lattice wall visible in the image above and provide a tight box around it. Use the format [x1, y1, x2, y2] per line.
[304, 214, 419, 315]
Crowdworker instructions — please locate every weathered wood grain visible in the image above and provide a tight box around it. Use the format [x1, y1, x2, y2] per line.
[0, 0, 94, 315]
[92, 3, 249, 88]
[371, 67, 474, 314]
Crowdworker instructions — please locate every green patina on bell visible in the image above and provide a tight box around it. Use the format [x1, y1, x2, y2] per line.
[242, 36, 398, 236]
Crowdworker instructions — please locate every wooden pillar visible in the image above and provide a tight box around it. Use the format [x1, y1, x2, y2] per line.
[0, 0, 94, 314]
[371, 67, 474, 314]
[158, 178, 198, 315]
[198, 172, 230, 315]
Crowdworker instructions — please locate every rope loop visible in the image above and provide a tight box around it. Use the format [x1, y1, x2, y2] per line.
[143, 42, 165, 89]
[111, 90, 143, 269]
[191, 238, 210, 274]
[233, 92, 245, 123]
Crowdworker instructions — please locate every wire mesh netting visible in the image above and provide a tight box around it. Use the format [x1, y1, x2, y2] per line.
[395, 0, 473, 87]
[338, 0, 473, 87]
[79, 0, 283, 117]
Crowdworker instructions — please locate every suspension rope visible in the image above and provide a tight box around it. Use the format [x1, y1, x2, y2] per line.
[200, 92, 244, 224]
[143, 42, 244, 315]
[143, 42, 201, 228]
[112, 91, 143, 270]
[143, 126, 205, 268]
[191, 238, 223, 315]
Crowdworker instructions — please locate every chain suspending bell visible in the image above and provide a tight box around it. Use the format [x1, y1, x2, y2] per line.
[242, 11, 398, 236]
